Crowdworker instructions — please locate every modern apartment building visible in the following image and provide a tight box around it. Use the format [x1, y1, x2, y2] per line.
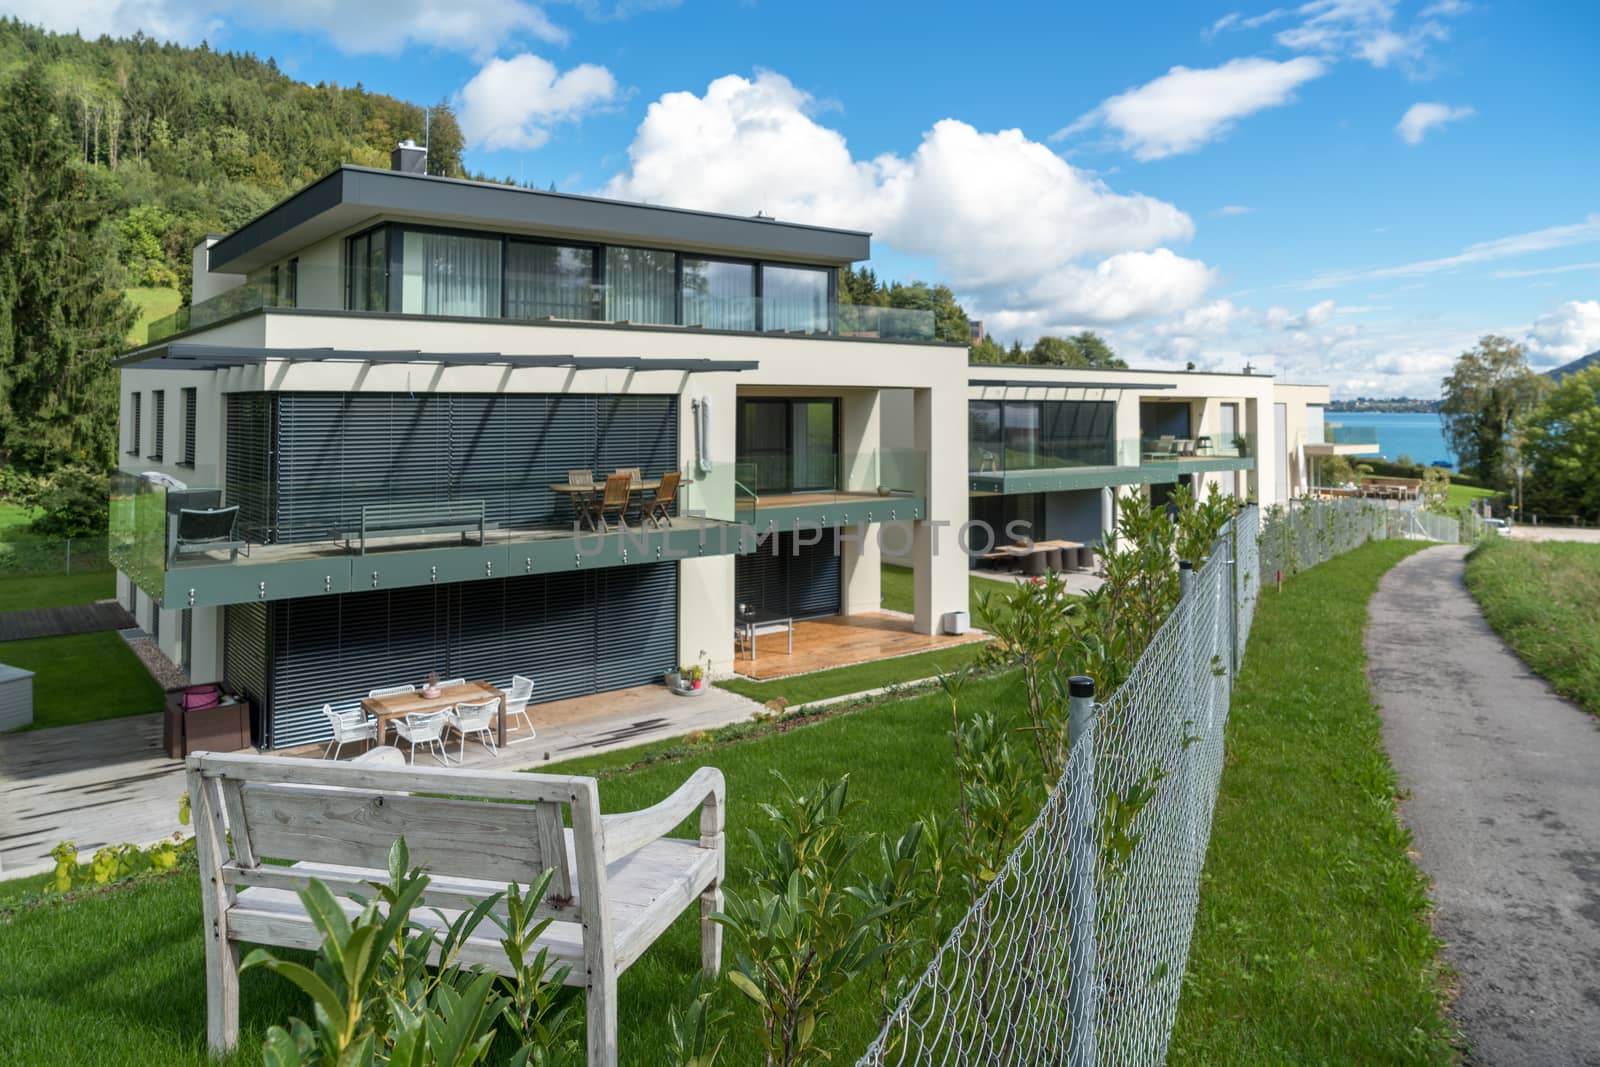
[110, 151, 1332, 750]
[112, 157, 969, 749]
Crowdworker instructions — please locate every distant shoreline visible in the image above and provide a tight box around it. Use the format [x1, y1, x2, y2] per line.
[1327, 402, 1441, 414]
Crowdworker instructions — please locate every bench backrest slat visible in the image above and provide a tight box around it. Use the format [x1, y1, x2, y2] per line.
[236, 782, 571, 897]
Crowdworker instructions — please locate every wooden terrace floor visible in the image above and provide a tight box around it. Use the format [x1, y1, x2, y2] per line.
[734, 611, 987, 681]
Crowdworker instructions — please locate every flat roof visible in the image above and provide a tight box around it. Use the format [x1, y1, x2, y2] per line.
[969, 362, 1275, 380]
[208, 166, 872, 274]
[117, 343, 759, 375]
[969, 378, 1176, 390]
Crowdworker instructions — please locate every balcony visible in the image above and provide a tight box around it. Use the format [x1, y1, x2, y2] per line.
[147, 264, 937, 344]
[1306, 423, 1382, 457]
[110, 469, 747, 609]
[733, 450, 927, 531]
[967, 435, 1256, 494]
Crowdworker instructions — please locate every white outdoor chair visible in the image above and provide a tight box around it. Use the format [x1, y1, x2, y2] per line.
[368, 684, 416, 699]
[392, 709, 452, 766]
[447, 698, 500, 762]
[437, 677, 467, 689]
[506, 675, 536, 741]
[321, 704, 378, 760]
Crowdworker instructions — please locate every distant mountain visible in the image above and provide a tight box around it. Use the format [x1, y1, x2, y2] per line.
[1548, 350, 1600, 381]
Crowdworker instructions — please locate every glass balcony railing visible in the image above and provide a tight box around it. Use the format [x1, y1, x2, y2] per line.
[967, 435, 1259, 477]
[733, 449, 927, 520]
[147, 263, 936, 343]
[1324, 423, 1381, 445]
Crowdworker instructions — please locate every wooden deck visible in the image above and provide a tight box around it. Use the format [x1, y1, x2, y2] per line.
[733, 611, 987, 681]
[750, 490, 890, 510]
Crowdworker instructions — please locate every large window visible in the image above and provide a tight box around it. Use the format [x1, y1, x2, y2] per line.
[506, 241, 596, 320]
[762, 265, 830, 333]
[401, 230, 502, 318]
[682, 258, 755, 331]
[605, 246, 677, 324]
[127, 392, 141, 455]
[180, 387, 197, 467]
[737, 398, 837, 495]
[970, 399, 1115, 472]
[347, 227, 388, 312]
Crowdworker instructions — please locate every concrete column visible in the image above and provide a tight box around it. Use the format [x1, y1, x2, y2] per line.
[191, 605, 224, 683]
[839, 523, 882, 615]
[1101, 486, 1115, 544]
[911, 385, 968, 635]
[679, 555, 737, 678]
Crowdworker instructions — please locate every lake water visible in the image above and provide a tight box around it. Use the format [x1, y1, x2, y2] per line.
[1326, 411, 1454, 467]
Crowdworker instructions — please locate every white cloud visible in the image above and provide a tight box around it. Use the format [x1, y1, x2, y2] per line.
[3, 0, 567, 56]
[1059, 56, 1326, 161]
[1216, 204, 1252, 216]
[1266, 0, 1462, 74]
[1302, 215, 1600, 289]
[1493, 261, 1600, 280]
[457, 54, 617, 150]
[1396, 101, 1473, 144]
[1526, 300, 1600, 363]
[603, 72, 1211, 325]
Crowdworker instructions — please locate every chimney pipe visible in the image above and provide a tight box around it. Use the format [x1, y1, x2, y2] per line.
[391, 139, 428, 175]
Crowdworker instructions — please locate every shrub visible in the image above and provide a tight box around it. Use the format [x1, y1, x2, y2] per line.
[17, 465, 111, 537]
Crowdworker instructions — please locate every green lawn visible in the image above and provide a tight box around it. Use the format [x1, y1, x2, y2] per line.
[0, 501, 39, 534]
[1465, 538, 1600, 717]
[1445, 482, 1500, 513]
[0, 673, 1024, 1065]
[1170, 539, 1457, 1064]
[0, 571, 117, 610]
[881, 561, 994, 621]
[0, 631, 166, 731]
[125, 285, 183, 344]
[718, 640, 990, 705]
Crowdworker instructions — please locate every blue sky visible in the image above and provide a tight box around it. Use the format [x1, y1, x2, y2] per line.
[10, 0, 1599, 396]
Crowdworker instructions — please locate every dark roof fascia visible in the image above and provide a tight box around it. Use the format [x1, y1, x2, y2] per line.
[208, 165, 872, 273]
[969, 362, 1276, 380]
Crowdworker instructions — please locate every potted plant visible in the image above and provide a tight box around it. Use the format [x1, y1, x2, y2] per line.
[685, 664, 704, 690]
[421, 671, 441, 699]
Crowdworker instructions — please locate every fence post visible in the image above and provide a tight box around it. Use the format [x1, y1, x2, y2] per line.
[1178, 558, 1195, 601]
[1067, 675, 1098, 1067]
[1227, 518, 1240, 673]
[65, 537, 72, 576]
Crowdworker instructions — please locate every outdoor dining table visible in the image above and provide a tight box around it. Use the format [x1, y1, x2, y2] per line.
[359, 680, 510, 748]
[980, 538, 1085, 560]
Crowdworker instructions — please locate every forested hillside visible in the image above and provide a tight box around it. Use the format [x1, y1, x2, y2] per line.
[0, 18, 465, 304]
[0, 19, 466, 472]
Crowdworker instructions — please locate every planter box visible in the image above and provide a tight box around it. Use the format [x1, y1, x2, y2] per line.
[163, 688, 252, 758]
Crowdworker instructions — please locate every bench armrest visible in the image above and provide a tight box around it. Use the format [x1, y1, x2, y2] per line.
[601, 766, 725, 863]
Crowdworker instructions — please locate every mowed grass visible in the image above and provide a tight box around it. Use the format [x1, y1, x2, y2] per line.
[124, 285, 183, 344]
[0, 571, 117, 611]
[718, 640, 990, 705]
[0, 673, 1025, 1065]
[0, 631, 165, 730]
[1170, 538, 1457, 1064]
[1445, 482, 1500, 513]
[1465, 538, 1600, 716]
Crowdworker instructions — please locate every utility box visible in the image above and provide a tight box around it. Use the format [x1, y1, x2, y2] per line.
[943, 610, 971, 636]
[0, 663, 35, 731]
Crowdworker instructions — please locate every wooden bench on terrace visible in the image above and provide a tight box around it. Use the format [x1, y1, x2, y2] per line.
[187, 751, 725, 1066]
[1359, 476, 1422, 500]
[342, 500, 487, 555]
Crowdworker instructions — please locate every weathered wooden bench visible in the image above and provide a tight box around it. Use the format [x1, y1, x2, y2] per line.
[343, 500, 488, 554]
[186, 751, 725, 1066]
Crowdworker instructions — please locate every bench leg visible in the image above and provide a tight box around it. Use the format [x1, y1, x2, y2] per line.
[205, 936, 241, 1054]
[586, 969, 618, 1067]
[700, 882, 723, 978]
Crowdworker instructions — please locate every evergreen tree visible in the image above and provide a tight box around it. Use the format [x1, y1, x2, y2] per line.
[0, 62, 135, 470]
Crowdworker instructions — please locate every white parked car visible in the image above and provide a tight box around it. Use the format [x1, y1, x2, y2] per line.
[1484, 518, 1509, 535]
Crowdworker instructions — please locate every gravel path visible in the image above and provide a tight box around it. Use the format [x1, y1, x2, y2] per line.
[1366, 544, 1600, 1065]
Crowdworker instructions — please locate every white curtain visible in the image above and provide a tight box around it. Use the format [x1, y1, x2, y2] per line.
[605, 246, 677, 324]
[682, 258, 755, 330]
[763, 266, 829, 333]
[401, 231, 502, 318]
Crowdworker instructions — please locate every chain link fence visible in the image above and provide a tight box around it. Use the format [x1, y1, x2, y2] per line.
[0, 535, 112, 578]
[856, 498, 1442, 1067]
[1258, 497, 1473, 585]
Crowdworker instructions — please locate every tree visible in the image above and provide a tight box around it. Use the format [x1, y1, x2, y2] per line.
[970, 336, 1009, 364]
[1521, 365, 1600, 520]
[1440, 335, 1547, 485]
[1026, 330, 1128, 368]
[0, 63, 135, 471]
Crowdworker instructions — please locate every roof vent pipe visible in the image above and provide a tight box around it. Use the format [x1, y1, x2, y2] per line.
[391, 139, 428, 175]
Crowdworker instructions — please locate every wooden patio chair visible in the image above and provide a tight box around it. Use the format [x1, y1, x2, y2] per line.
[567, 470, 598, 529]
[644, 471, 682, 529]
[596, 473, 634, 532]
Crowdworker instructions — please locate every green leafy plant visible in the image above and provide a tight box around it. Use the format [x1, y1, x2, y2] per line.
[714, 774, 887, 1067]
[661, 975, 731, 1067]
[245, 838, 579, 1067]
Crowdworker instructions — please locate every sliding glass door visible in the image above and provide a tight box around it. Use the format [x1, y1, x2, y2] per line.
[737, 398, 838, 495]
